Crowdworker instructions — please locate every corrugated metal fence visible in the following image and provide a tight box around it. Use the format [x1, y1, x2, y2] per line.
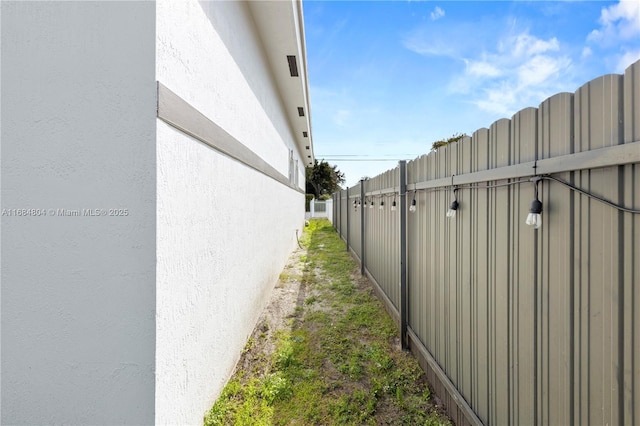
[332, 60, 640, 425]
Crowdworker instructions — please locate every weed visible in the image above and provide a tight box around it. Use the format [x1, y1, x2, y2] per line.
[273, 337, 296, 369]
[242, 337, 255, 354]
[278, 272, 299, 282]
[204, 219, 451, 426]
[260, 372, 292, 404]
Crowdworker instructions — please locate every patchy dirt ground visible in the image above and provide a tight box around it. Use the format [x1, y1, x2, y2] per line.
[235, 243, 309, 375]
[207, 219, 451, 425]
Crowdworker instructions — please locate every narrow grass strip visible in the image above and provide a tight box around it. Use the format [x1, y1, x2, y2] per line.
[205, 219, 451, 426]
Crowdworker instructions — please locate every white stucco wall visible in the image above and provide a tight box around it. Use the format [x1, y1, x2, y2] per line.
[155, 0, 305, 424]
[1, 2, 157, 425]
[155, 122, 303, 425]
[157, 0, 305, 173]
[2, 0, 308, 424]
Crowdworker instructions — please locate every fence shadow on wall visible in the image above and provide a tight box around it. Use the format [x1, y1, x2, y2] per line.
[332, 59, 640, 426]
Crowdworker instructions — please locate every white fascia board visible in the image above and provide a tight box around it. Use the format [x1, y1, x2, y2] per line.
[247, 0, 314, 166]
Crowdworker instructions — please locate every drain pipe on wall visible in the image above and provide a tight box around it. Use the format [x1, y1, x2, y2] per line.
[296, 229, 303, 249]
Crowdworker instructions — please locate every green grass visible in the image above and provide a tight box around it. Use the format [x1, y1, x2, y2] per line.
[204, 219, 451, 426]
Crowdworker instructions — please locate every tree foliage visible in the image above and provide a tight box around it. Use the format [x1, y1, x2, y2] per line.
[431, 133, 466, 151]
[305, 160, 345, 199]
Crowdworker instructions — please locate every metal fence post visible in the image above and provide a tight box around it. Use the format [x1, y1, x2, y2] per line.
[360, 179, 366, 275]
[336, 192, 340, 233]
[399, 160, 408, 350]
[346, 187, 350, 252]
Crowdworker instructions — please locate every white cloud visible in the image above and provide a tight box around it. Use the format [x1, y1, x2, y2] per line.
[512, 34, 559, 57]
[466, 60, 502, 77]
[456, 31, 572, 116]
[582, 46, 593, 58]
[600, 0, 640, 39]
[475, 88, 517, 116]
[517, 55, 570, 87]
[401, 21, 479, 59]
[403, 18, 577, 117]
[588, 0, 640, 45]
[333, 109, 352, 126]
[402, 34, 457, 57]
[430, 6, 445, 21]
[585, 1, 640, 74]
[587, 28, 602, 43]
[616, 49, 640, 72]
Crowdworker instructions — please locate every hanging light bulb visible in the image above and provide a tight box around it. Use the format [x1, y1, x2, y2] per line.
[526, 200, 542, 229]
[369, 199, 374, 209]
[391, 198, 397, 212]
[353, 199, 357, 209]
[526, 179, 542, 229]
[446, 200, 459, 218]
[446, 188, 458, 218]
[379, 200, 384, 210]
[409, 192, 417, 213]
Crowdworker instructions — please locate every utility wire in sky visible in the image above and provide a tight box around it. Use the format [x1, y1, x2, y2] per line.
[322, 159, 408, 162]
[318, 154, 419, 162]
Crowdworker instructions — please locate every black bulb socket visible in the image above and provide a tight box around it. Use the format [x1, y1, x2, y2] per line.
[529, 199, 542, 214]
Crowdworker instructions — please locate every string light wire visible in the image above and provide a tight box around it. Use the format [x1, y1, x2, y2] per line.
[541, 175, 640, 214]
[377, 175, 639, 215]
[356, 173, 639, 215]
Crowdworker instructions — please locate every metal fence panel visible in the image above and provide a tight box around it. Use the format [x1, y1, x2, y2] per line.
[332, 59, 640, 426]
[471, 127, 491, 424]
[573, 73, 624, 426]
[363, 169, 400, 309]
[537, 91, 574, 425]
[340, 190, 348, 239]
[622, 60, 640, 426]
[458, 135, 473, 405]
[348, 182, 362, 259]
[508, 107, 537, 425]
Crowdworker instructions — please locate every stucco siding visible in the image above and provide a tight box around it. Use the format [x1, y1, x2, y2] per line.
[156, 0, 304, 178]
[1, 2, 157, 424]
[155, 0, 306, 423]
[155, 122, 303, 425]
[1, 0, 309, 424]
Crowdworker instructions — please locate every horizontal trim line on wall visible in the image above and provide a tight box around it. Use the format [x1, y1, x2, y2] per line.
[156, 82, 304, 194]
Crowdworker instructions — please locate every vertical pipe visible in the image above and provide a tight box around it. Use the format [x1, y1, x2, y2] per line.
[360, 179, 366, 275]
[399, 161, 408, 350]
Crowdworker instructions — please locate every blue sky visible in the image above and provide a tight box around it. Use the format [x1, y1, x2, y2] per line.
[302, 0, 640, 186]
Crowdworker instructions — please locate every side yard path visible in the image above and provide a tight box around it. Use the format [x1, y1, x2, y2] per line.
[205, 219, 452, 425]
